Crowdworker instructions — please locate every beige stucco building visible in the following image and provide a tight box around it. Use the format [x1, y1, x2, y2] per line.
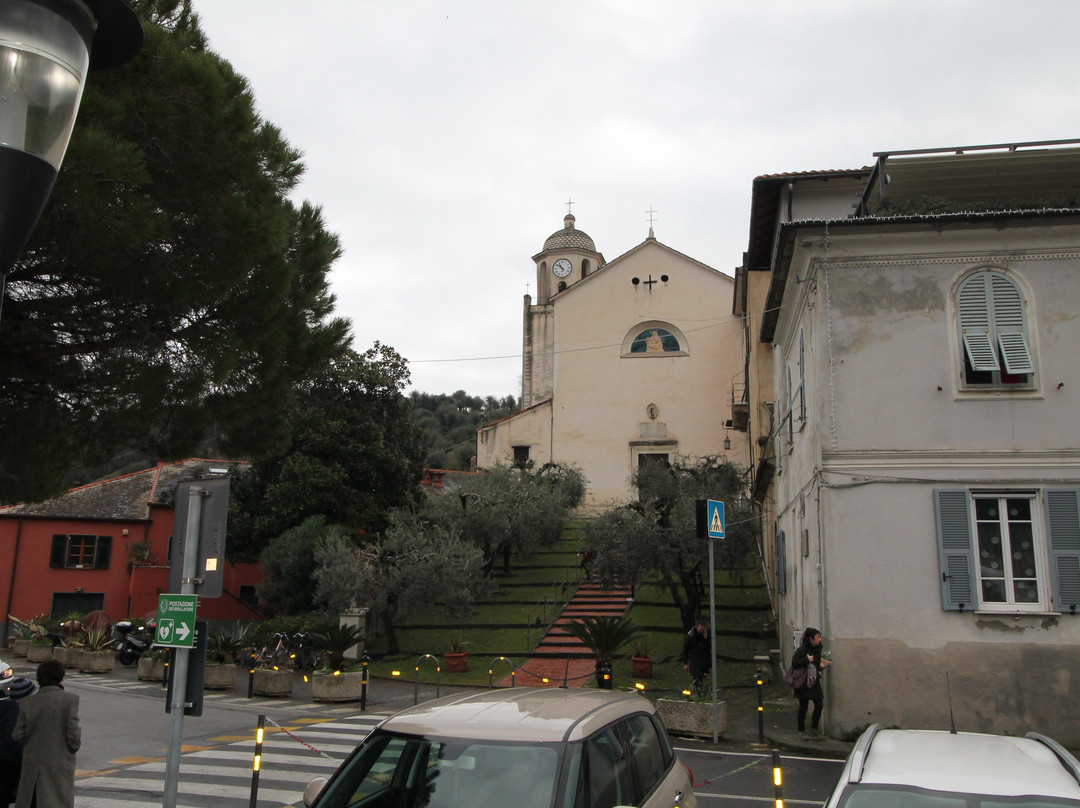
[737, 141, 1080, 744]
[477, 214, 747, 505]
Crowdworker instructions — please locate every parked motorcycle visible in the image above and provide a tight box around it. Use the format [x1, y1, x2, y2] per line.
[114, 620, 156, 666]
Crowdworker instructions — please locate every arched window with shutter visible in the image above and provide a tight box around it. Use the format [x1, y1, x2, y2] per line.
[956, 269, 1035, 388]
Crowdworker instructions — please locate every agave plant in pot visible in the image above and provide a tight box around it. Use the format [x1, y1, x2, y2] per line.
[78, 627, 115, 673]
[311, 624, 366, 703]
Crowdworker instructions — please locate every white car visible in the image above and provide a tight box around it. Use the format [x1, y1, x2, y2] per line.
[825, 723, 1080, 807]
[304, 687, 697, 808]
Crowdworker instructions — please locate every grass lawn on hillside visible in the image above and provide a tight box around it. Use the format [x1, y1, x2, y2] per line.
[363, 530, 775, 697]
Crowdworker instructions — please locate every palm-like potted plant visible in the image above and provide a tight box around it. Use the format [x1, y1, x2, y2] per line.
[78, 626, 115, 673]
[311, 624, 365, 703]
[8, 617, 34, 657]
[562, 615, 643, 688]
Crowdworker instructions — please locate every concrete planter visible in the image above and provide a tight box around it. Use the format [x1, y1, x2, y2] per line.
[204, 664, 236, 690]
[311, 671, 364, 703]
[252, 667, 293, 697]
[656, 698, 726, 738]
[52, 646, 77, 668]
[78, 650, 115, 674]
[12, 639, 30, 657]
[26, 643, 54, 663]
[137, 656, 167, 681]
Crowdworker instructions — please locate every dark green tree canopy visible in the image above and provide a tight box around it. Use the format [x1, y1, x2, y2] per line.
[229, 343, 426, 563]
[408, 391, 517, 471]
[0, 0, 350, 502]
[585, 456, 759, 629]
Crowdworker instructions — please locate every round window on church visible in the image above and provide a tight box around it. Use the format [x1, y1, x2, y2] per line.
[630, 327, 680, 354]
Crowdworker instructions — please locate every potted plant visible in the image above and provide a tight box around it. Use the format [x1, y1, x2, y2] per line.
[562, 615, 643, 688]
[311, 625, 365, 703]
[631, 638, 653, 679]
[26, 633, 54, 663]
[203, 623, 247, 690]
[8, 617, 34, 656]
[137, 647, 169, 681]
[444, 631, 470, 674]
[78, 627, 115, 673]
[656, 689, 727, 738]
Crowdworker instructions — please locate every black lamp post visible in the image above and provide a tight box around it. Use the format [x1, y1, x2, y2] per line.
[0, 0, 142, 289]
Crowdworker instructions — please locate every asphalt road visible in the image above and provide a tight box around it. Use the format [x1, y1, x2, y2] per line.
[5, 657, 846, 807]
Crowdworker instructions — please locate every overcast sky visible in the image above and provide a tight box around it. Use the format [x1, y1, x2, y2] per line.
[193, 1, 1080, 400]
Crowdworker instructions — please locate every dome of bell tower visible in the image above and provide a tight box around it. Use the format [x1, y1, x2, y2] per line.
[542, 213, 596, 253]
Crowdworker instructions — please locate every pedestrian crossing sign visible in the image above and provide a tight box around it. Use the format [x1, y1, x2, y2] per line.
[707, 499, 725, 539]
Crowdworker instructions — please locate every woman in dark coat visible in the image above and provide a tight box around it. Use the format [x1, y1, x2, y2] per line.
[13, 661, 80, 808]
[792, 626, 829, 740]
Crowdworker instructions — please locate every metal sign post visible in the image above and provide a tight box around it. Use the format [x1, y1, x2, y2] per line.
[699, 498, 725, 745]
[163, 484, 203, 808]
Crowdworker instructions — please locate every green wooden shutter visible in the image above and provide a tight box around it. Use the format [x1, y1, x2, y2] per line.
[50, 535, 67, 568]
[934, 490, 976, 611]
[94, 535, 112, 569]
[1045, 490, 1080, 613]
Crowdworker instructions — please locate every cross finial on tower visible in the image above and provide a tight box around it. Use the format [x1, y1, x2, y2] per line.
[566, 197, 575, 215]
[645, 206, 658, 239]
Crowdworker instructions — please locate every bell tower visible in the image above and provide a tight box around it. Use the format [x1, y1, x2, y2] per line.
[522, 213, 605, 407]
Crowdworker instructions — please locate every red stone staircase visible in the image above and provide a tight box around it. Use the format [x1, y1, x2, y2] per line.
[502, 581, 634, 687]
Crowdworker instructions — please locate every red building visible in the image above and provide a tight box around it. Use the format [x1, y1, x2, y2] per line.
[0, 459, 262, 644]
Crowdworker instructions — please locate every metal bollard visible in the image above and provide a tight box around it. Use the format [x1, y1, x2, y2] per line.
[772, 749, 783, 808]
[360, 652, 370, 711]
[757, 676, 765, 745]
[249, 714, 265, 808]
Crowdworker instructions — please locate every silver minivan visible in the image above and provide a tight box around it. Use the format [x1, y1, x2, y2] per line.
[304, 687, 697, 808]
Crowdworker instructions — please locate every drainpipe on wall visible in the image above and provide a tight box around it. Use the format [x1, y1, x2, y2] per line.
[3, 518, 25, 647]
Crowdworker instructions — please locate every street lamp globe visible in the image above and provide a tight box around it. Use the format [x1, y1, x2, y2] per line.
[0, 0, 142, 276]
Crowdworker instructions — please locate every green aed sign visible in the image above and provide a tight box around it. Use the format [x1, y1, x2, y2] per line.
[156, 594, 198, 649]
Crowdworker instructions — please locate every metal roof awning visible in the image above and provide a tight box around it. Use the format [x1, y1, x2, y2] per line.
[857, 139, 1080, 216]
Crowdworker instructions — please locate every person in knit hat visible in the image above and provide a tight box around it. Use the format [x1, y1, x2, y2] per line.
[1, 677, 39, 808]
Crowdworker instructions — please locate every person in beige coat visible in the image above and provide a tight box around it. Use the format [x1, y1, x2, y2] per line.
[13, 660, 80, 808]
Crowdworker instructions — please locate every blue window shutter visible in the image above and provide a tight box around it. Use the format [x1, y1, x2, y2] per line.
[1045, 490, 1080, 613]
[958, 275, 998, 372]
[934, 490, 976, 611]
[990, 274, 1034, 375]
[776, 530, 787, 595]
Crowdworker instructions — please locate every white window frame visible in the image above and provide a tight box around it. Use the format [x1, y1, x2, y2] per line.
[935, 489, 1080, 615]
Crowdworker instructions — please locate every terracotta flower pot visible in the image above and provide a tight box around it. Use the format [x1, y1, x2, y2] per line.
[444, 651, 468, 674]
[631, 656, 653, 679]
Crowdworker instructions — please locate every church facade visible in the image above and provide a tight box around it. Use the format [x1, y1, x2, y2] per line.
[476, 213, 746, 506]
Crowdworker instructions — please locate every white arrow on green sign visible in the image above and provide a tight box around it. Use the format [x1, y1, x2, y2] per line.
[156, 594, 198, 649]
